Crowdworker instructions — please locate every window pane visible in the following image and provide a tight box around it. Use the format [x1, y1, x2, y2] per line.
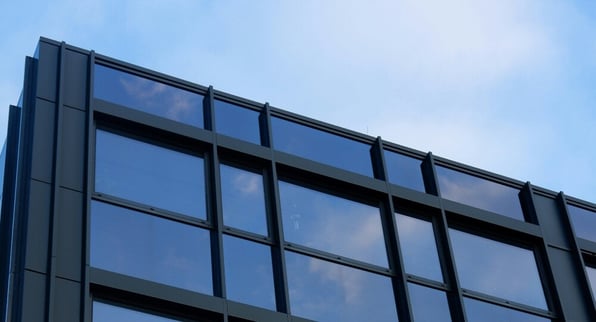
[220, 164, 267, 235]
[568, 205, 596, 241]
[436, 166, 524, 221]
[94, 64, 204, 127]
[93, 301, 179, 322]
[586, 266, 596, 300]
[214, 100, 261, 144]
[408, 283, 451, 322]
[279, 181, 388, 267]
[95, 130, 206, 219]
[223, 235, 275, 310]
[91, 201, 212, 294]
[285, 251, 398, 322]
[271, 117, 373, 177]
[464, 297, 550, 322]
[396, 214, 442, 281]
[384, 151, 425, 192]
[449, 229, 546, 309]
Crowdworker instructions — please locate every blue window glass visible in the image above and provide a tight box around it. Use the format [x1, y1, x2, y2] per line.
[396, 213, 443, 281]
[214, 99, 261, 145]
[436, 166, 524, 221]
[220, 164, 267, 235]
[93, 301, 179, 322]
[285, 251, 398, 322]
[91, 201, 212, 294]
[279, 181, 388, 267]
[464, 298, 550, 322]
[449, 229, 546, 309]
[223, 235, 275, 310]
[95, 130, 206, 219]
[384, 150, 425, 192]
[586, 266, 596, 300]
[568, 205, 596, 241]
[271, 117, 373, 177]
[94, 64, 204, 127]
[408, 283, 451, 322]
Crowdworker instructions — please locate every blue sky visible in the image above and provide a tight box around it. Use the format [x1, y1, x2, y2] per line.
[0, 0, 595, 203]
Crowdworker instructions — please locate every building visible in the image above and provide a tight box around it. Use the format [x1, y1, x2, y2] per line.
[0, 37, 595, 322]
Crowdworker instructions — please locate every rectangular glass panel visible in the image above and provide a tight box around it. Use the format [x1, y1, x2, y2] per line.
[279, 181, 388, 267]
[285, 251, 398, 322]
[384, 150, 425, 192]
[586, 266, 596, 300]
[94, 64, 204, 127]
[436, 166, 524, 221]
[93, 301, 180, 322]
[396, 213, 443, 281]
[408, 283, 452, 322]
[449, 229, 546, 309]
[91, 201, 212, 294]
[223, 235, 275, 310]
[95, 130, 206, 219]
[568, 205, 596, 241]
[214, 99, 261, 145]
[271, 117, 373, 177]
[220, 164, 267, 235]
[464, 297, 550, 322]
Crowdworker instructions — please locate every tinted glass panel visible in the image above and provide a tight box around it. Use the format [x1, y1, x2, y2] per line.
[214, 100, 261, 144]
[95, 130, 206, 219]
[223, 235, 275, 310]
[220, 164, 267, 235]
[436, 166, 524, 220]
[449, 229, 546, 309]
[271, 117, 373, 177]
[91, 201, 212, 294]
[93, 301, 179, 322]
[384, 150, 425, 192]
[408, 283, 451, 322]
[94, 64, 204, 127]
[396, 214, 442, 281]
[464, 297, 550, 322]
[285, 251, 398, 322]
[586, 266, 596, 299]
[279, 181, 387, 267]
[568, 205, 596, 241]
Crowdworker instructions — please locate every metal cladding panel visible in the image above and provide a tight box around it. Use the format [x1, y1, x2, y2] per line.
[35, 41, 60, 102]
[55, 188, 84, 281]
[30, 98, 56, 184]
[20, 270, 46, 322]
[63, 49, 89, 110]
[24, 180, 51, 273]
[59, 107, 86, 191]
[534, 194, 573, 249]
[53, 277, 82, 322]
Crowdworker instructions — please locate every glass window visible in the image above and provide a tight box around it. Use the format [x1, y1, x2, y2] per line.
[384, 151, 425, 192]
[396, 213, 443, 281]
[271, 117, 373, 177]
[568, 205, 596, 241]
[95, 130, 206, 219]
[285, 251, 398, 322]
[223, 235, 275, 310]
[586, 266, 596, 300]
[436, 166, 524, 221]
[91, 201, 212, 294]
[214, 99, 261, 145]
[449, 229, 546, 309]
[94, 64, 204, 127]
[279, 181, 388, 267]
[220, 164, 267, 235]
[408, 283, 451, 322]
[93, 301, 179, 322]
[463, 297, 550, 322]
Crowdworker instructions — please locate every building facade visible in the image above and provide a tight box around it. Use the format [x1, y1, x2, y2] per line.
[1, 38, 595, 322]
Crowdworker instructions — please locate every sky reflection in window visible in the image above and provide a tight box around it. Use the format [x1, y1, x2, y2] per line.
[214, 99, 261, 145]
[285, 251, 398, 322]
[408, 283, 451, 322]
[384, 150, 426, 192]
[396, 213, 443, 281]
[94, 64, 204, 127]
[93, 301, 179, 322]
[279, 181, 388, 267]
[464, 297, 550, 322]
[567, 205, 596, 241]
[436, 166, 524, 220]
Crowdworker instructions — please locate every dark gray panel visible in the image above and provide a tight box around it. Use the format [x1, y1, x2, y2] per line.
[60, 107, 86, 191]
[55, 188, 83, 281]
[21, 270, 46, 322]
[63, 50, 89, 110]
[534, 195, 571, 249]
[53, 277, 81, 322]
[30, 99, 56, 183]
[25, 180, 51, 273]
[36, 41, 60, 102]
